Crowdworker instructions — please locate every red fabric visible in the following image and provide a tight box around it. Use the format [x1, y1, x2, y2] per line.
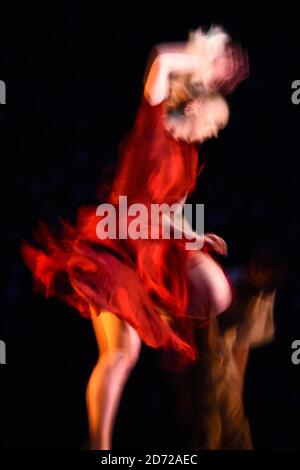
[21, 95, 207, 369]
[110, 96, 199, 206]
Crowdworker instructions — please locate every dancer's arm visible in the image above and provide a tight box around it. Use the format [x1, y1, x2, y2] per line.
[144, 48, 204, 106]
[144, 42, 249, 105]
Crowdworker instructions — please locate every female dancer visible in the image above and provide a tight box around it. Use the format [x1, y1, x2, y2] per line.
[21, 26, 248, 449]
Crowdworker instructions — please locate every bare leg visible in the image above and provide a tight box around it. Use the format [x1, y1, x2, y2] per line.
[86, 308, 142, 450]
[185, 251, 233, 320]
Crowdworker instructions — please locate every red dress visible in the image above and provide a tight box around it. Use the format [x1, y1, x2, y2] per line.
[21, 96, 209, 368]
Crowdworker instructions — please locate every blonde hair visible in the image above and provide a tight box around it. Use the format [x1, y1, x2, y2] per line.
[167, 25, 230, 111]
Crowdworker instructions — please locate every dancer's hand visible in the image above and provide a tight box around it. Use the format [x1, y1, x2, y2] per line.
[205, 44, 249, 93]
[203, 232, 228, 256]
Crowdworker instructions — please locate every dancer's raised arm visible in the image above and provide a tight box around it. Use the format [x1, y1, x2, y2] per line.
[143, 46, 205, 106]
[144, 26, 249, 106]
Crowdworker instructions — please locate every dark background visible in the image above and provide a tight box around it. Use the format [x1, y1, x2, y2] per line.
[1, 2, 300, 449]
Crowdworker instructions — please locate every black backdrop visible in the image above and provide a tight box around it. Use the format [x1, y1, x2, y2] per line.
[1, 2, 300, 449]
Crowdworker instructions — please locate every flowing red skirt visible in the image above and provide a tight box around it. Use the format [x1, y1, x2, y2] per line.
[21, 204, 214, 369]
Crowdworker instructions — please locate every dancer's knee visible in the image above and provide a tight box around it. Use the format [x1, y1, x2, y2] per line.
[99, 347, 139, 373]
[213, 280, 233, 314]
[187, 253, 233, 315]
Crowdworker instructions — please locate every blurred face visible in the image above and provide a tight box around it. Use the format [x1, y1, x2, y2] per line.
[166, 95, 229, 144]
